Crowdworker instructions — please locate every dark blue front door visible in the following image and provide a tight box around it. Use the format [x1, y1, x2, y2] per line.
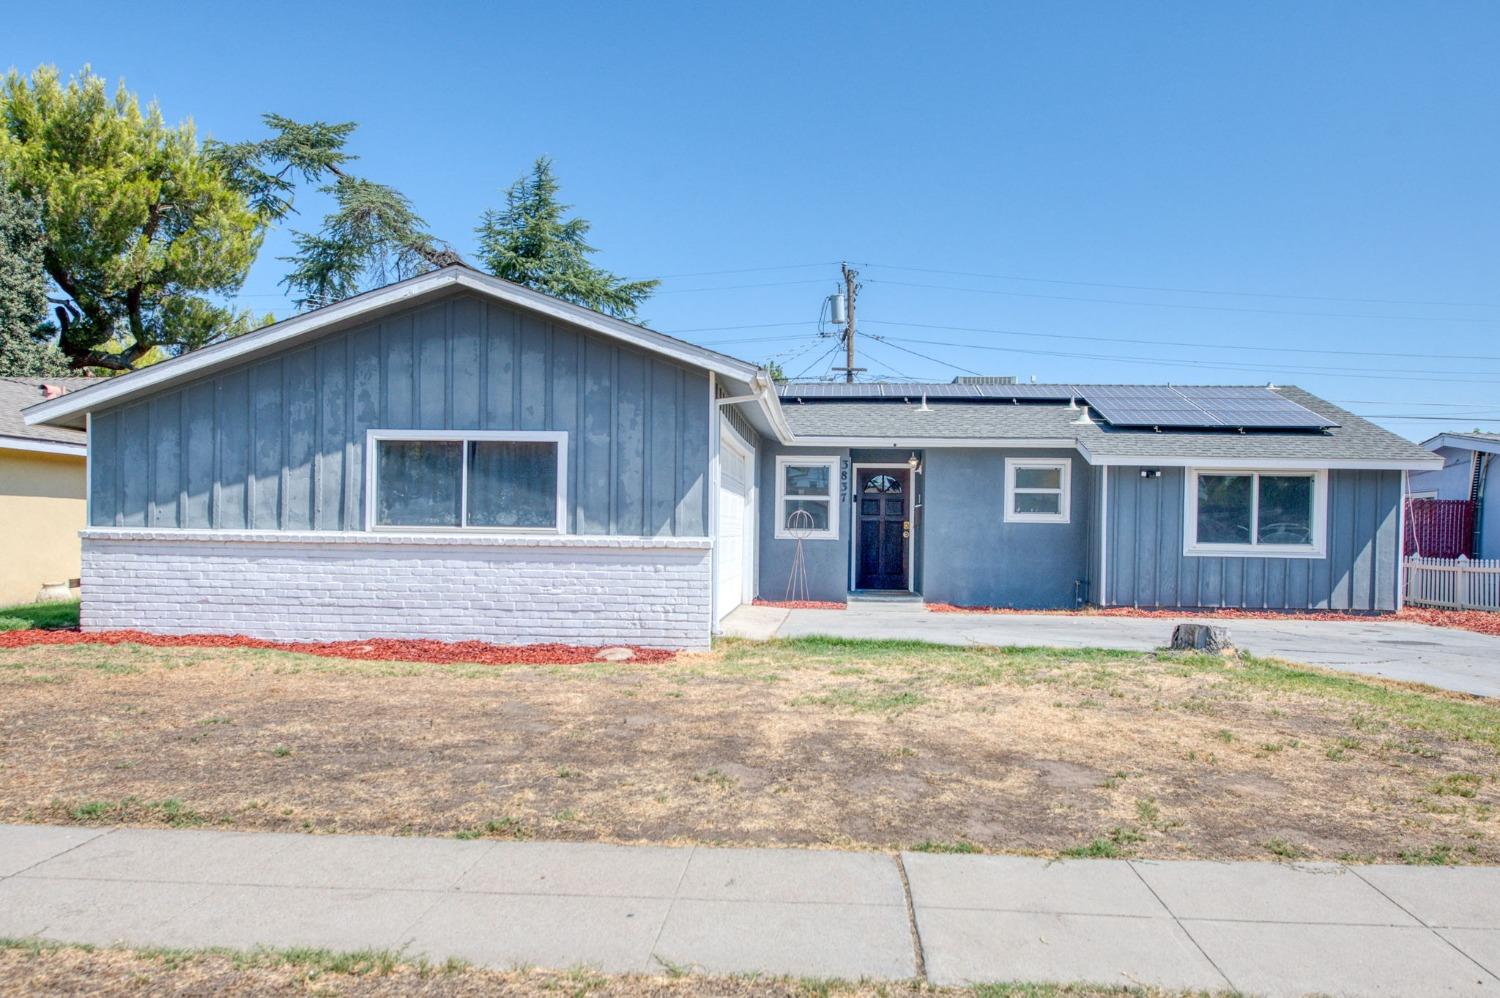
[856, 469, 908, 590]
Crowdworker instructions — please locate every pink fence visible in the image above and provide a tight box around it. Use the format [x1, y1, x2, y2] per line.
[1404, 498, 1475, 558]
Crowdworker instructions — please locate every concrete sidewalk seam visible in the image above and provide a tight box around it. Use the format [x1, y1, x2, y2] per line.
[646, 844, 695, 973]
[894, 852, 926, 981]
[1349, 864, 1500, 984]
[1126, 859, 1236, 993]
[6, 827, 113, 882]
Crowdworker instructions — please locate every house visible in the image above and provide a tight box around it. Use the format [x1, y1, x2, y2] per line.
[1409, 432, 1500, 559]
[0, 376, 95, 605]
[24, 266, 1440, 648]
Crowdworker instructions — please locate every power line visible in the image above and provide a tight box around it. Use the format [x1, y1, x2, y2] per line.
[861, 318, 1500, 365]
[855, 262, 1500, 310]
[646, 262, 835, 280]
[864, 332, 982, 376]
[655, 279, 829, 295]
[865, 278, 1500, 325]
[874, 333, 1500, 385]
[790, 341, 844, 381]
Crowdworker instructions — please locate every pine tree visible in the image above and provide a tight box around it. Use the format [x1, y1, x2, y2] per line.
[475, 158, 658, 320]
[0, 174, 67, 376]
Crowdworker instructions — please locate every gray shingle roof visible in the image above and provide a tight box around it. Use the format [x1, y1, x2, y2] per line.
[1, 377, 96, 447]
[779, 385, 1435, 464]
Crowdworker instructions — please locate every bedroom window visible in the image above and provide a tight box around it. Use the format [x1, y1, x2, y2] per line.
[367, 430, 567, 531]
[775, 456, 839, 539]
[1004, 458, 1070, 523]
[1184, 469, 1326, 557]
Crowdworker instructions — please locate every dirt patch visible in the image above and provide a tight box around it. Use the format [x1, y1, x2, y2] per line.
[0, 639, 1496, 863]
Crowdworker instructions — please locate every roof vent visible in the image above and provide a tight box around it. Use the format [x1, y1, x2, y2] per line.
[916, 393, 931, 412]
[1072, 405, 1094, 425]
[951, 376, 1018, 385]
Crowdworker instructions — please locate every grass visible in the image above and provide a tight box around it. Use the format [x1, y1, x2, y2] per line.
[0, 938, 1234, 996]
[0, 598, 79, 632]
[3, 634, 1497, 864]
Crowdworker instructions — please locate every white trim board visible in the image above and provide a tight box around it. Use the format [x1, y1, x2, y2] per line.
[0, 436, 86, 457]
[25, 267, 760, 429]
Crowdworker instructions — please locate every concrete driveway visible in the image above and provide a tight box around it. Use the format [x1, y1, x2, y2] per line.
[721, 604, 1500, 698]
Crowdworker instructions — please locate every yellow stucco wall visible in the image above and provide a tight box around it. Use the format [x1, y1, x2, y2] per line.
[0, 448, 86, 606]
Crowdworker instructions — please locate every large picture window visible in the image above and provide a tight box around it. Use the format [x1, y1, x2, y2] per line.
[367, 430, 567, 531]
[1004, 458, 1071, 523]
[775, 455, 839, 539]
[1184, 469, 1326, 557]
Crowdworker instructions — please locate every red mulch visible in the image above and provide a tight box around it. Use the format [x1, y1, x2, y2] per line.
[751, 598, 847, 610]
[927, 602, 1500, 638]
[0, 629, 676, 665]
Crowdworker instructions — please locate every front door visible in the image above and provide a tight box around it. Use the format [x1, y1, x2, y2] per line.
[856, 469, 909, 591]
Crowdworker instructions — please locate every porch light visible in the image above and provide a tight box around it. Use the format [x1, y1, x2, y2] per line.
[907, 452, 922, 474]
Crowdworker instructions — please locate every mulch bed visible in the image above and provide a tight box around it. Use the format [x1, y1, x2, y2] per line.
[751, 598, 847, 610]
[0, 628, 675, 665]
[928, 602, 1500, 638]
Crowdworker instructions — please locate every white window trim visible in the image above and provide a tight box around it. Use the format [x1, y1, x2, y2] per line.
[775, 455, 840, 540]
[1183, 468, 1327, 559]
[1004, 457, 1071, 524]
[363, 429, 568, 534]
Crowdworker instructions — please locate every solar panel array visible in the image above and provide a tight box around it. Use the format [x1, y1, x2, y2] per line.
[776, 382, 1338, 430]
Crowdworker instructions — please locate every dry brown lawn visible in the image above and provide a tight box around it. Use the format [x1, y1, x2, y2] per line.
[0, 636, 1496, 863]
[0, 941, 1222, 997]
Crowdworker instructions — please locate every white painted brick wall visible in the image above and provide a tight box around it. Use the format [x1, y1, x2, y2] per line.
[80, 530, 712, 649]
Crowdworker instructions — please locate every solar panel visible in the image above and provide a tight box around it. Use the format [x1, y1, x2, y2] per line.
[1079, 386, 1337, 429]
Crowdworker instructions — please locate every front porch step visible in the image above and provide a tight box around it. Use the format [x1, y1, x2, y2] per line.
[847, 592, 926, 610]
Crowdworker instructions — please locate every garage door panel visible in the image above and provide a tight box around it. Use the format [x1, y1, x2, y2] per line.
[715, 434, 751, 622]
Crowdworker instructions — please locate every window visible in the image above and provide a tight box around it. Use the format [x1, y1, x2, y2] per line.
[366, 430, 567, 531]
[1004, 458, 1070, 523]
[775, 455, 839, 539]
[1184, 469, 1326, 557]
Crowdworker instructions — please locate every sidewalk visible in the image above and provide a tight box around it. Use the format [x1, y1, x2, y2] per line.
[3, 825, 1499, 996]
[722, 604, 1500, 698]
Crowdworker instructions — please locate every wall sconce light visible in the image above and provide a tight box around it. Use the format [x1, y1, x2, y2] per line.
[907, 452, 922, 474]
[1140, 468, 1162, 479]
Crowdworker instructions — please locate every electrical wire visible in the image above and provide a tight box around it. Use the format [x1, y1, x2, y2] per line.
[863, 332, 983, 377]
[854, 262, 1500, 310]
[871, 334, 1500, 385]
[865, 278, 1500, 325]
[861, 318, 1500, 365]
[789, 341, 844, 381]
[654, 279, 829, 295]
[645, 262, 836, 280]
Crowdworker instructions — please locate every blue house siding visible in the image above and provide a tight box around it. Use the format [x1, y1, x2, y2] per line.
[920, 449, 1093, 609]
[87, 291, 711, 536]
[1104, 466, 1402, 611]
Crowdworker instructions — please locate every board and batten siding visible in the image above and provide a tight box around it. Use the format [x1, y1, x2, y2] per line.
[1103, 466, 1402, 611]
[87, 291, 711, 536]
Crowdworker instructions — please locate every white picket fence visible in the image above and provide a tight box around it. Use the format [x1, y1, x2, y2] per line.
[1404, 556, 1500, 611]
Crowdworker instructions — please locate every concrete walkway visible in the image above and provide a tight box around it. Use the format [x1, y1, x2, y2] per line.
[722, 604, 1500, 698]
[4, 825, 1500, 996]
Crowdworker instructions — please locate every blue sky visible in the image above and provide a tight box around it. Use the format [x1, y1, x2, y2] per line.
[8, 2, 1499, 440]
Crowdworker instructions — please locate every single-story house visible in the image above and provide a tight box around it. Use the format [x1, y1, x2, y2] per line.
[24, 265, 1440, 648]
[1408, 431, 1500, 559]
[0, 376, 94, 605]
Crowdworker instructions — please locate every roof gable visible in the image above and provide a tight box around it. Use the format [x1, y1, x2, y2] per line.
[26, 267, 759, 429]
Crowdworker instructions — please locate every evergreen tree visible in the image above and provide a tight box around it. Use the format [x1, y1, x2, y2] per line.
[476, 158, 657, 319]
[0, 66, 266, 370]
[0, 173, 67, 376]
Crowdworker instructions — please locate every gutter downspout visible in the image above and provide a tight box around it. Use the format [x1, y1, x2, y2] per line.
[1098, 467, 1109, 607]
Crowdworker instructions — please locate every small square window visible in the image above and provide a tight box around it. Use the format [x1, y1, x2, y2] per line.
[1005, 458, 1070, 523]
[776, 456, 839, 540]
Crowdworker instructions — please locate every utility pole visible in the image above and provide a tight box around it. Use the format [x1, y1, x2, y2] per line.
[836, 261, 864, 383]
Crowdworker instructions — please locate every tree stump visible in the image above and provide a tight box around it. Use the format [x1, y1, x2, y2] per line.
[1171, 623, 1234, 653]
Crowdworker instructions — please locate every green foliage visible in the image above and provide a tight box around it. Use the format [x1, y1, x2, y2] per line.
[0, 598, 79, 631]
[0, 66, 267, 370]
[212, 114, 462, 310]
[476, 157, 658, 319]
[0, 172, 66, 375]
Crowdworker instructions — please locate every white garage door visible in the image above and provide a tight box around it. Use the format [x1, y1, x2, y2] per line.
[716, 433, 751, 622]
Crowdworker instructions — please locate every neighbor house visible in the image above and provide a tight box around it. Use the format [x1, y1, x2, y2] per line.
[1, 376, 95, 605]
[24, 266, 1439, 647]
[1409, 431, 1500, 559]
